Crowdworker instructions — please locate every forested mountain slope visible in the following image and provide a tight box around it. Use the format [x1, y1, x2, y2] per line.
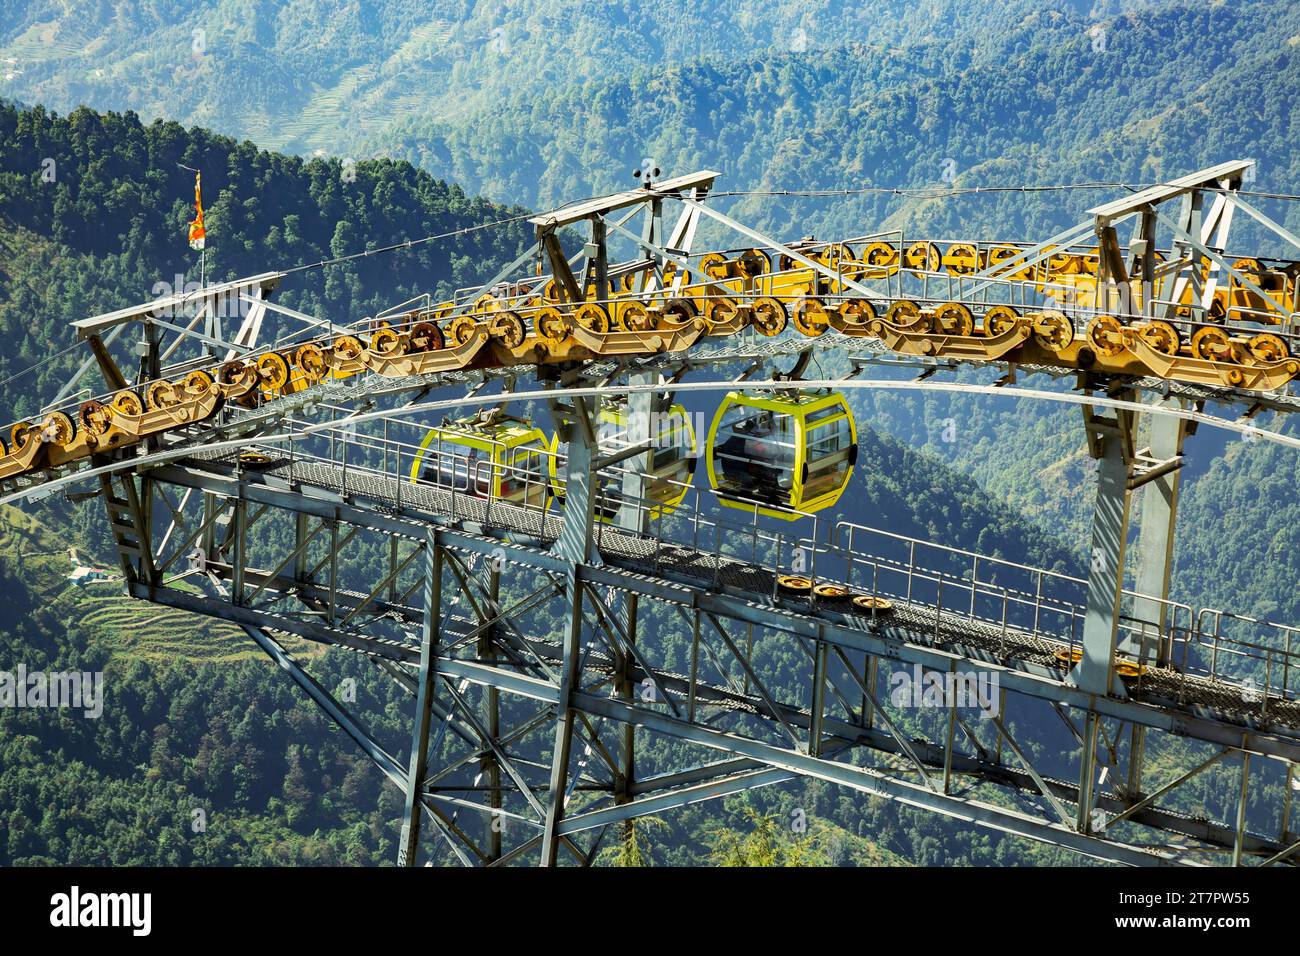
[7, 1, 1299, 245]
[5, 1, 1294, 248]
[0, 101, 531, 420]
[0, 0, 1071, 161]
[371, 1, 1300, 248]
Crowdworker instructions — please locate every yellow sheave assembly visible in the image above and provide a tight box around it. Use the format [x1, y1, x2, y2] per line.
[5, 229, 1300, 488]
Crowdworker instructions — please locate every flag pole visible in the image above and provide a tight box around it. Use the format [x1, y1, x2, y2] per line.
[179, 163, 210, 356]
[179, 163, 206, 290]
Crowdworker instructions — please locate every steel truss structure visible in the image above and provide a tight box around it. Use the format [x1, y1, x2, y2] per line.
[9, 165, 1300, 866]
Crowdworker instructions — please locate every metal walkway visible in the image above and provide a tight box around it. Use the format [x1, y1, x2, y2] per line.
[194, 451, 1300, 739]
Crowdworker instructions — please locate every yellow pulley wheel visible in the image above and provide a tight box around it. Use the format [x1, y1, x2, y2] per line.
[369, 326, 404, 355]
[78, 400, 111, 436]
[885, 299, 923, 327]
[1045, 247, 1074, 275]
[218, 361, 254, 390]
[985, 246, 1022, 277]
[1032, 310, 1074, 352]
[703, 297, 738, 330]
[813, 583, 849, 600]
[446, 315, 479, 347]
[737, 249, 770, 279]
[750, 296, 787, 336]
[533, 307, 568, 346]
[9, 421, 32, 449]
[295, 343, 328, 381]
[903, 241, 940, 273]
[470, 293, 499, 315]
[145, 379, 179, 410]
[982, 305, 1020, 336]
[662, 297, 698, 328]
[257, 352, 291, 392]
[1248, 332, 1289, 363]
[1085, 315, 1126, 358]
[573, 302, 611, 334]
[1114, 661, 1144, 680]
[619, 302, 652, 332]
[837, 247, 868, 281]
[792, 297, 831, 337]
[816, 242, 849, 267]
[40, 411, 76, 446]
[934, 302, 974, 336]
[489, 310, 526, 349]
[699, 252, 729, 279]
[852, 595, 893, 613]
[332, 334, 364, 360]
[1190, 325, 1232, 362]
[838, 298, 877, 326]
[662, 263, 690, 287]
[1053, 647, 1084, 665]
[777, 575, 813, 593]
[407, 321, 444, 352]
[183, 369, 215, 394]
[943, 243, 979, 275]
[111, 390, 143, 417]
[863, 241, 899, 275]
[1137, 320, 1180, 356]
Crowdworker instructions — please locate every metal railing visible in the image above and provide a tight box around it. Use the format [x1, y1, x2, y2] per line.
[235, 411, 1300, 707]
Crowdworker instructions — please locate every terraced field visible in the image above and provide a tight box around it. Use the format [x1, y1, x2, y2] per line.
[0, 503, 319, 666]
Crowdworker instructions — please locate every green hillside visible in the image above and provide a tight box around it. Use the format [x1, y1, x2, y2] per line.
[367, 1, 1300, 249]
[0, 0, 1055, 160]
[9, 1, 1300, 247]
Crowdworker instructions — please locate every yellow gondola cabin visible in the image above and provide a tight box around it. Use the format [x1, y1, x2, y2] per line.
[549, 399, 697, 521]
[705, 390, 856, 520]
[409, 410, 549, 507]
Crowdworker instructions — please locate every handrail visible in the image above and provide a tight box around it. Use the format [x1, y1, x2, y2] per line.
[255, 420, 1300, 702]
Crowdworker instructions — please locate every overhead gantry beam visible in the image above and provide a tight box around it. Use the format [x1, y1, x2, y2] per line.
[1088, 161, 1252, 225]
[527, 171, 719, 230]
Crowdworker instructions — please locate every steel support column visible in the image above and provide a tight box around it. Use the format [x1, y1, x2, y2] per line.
[617, 370, 657, 533]
[616, 593, 638, 848]
[1130, 399, 1190, 666]
[1075, 402, 1135, 697]
[399, 531, 441, 865]
[540, 397, 598, 865]
[482, 558, 504, 862]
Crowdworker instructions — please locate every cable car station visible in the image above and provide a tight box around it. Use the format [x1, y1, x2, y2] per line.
[4, 163, 1300, 866]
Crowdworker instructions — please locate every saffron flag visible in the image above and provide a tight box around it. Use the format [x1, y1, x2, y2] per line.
[187, 171, 206, 250]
